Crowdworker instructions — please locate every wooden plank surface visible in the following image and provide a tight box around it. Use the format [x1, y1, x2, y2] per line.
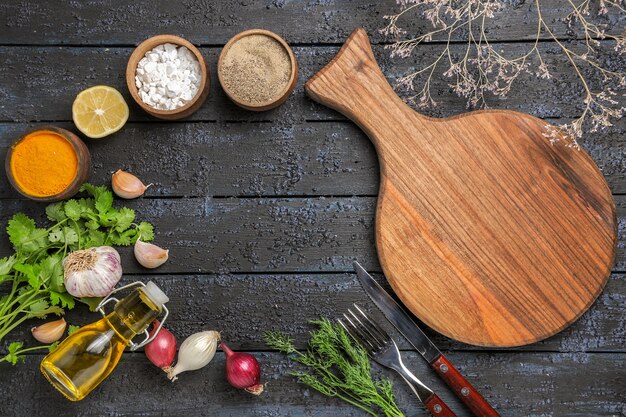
[2, 273, 624, 353]
[0, 196, 624, 274]
[1, 44, 624, 123]
[305, 27, 617, 347]
[1, 351, 624, 417]
[0, 0, 624, 415]
[0, 0, 622, 45]
[1, 120, 623, 197]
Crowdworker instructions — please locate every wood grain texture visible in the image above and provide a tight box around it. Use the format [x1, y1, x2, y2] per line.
[0, 197, 623, 275]
[0, 351, 623, 417]
[424, 393, 458, 417]
[432, 355, 500, 417]
[0, 0, 622, 46]
[0, 121, 623, 198]
[305, 28, 617, 347]
[0, 2, 623, 414]
[1, 44, 624, 124]
[2, 273, 624, 353]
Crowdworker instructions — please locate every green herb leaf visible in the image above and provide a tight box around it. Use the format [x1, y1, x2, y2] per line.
[28, 298, 50, 315]
[4, 342, 25, 365]
[78, 297, 102, 312]
[77, 197, 96, 212]
[96, 190, 113, 214]
[98, 210, 119, 227]
[64, 199, 83, 221]
[21, 228, 50, 255]
[7, 213, 36, 247]
[48, 227, 63, 243]
[0, 255, 16, 276]
[84, 219, 100, 230]
[115, 207, 136, 232]
[63, 227, 79, 246]
[13, 263, 42, 289]
[135, 222, 155, 241]
[108, 231, 132, 246]
[67, 324, 80, 335]
[45, 203, 67, 222]
[49, 291, 75, 310]
[84, 229, 105, 247]
[40, 254, 64, 292]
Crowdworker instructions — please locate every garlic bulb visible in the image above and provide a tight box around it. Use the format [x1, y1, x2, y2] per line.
[32, 318, 67, 343]
[167, 331, 220, 381]
[63, 246, 122, 297]
[134, 238, 169, 269]
[112, 169, 149, 199]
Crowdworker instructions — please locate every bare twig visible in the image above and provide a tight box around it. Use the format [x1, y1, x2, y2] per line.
[382, 0, 626, 147]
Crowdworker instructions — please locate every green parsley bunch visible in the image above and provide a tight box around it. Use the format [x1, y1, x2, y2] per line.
[0, 183, 155, 349]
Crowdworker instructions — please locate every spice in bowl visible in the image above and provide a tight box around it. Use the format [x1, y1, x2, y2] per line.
[218, 29, 298, 111]
[5, 127, 91, 201]
[135, 43, 202, 111]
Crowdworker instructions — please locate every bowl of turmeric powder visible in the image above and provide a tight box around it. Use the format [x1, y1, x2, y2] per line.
[5, 127, 91, 202]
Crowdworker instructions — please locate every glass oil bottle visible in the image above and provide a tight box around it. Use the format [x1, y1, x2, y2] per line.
[40, 281, 169, 401]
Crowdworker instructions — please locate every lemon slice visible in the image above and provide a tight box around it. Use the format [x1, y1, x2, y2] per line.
[72, 85, 129, 139]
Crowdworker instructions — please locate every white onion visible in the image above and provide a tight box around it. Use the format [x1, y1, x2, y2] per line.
[167, 330, 220, 381]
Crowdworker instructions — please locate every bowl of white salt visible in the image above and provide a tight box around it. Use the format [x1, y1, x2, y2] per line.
[126, 34, 210, 120]
[218, 29, 298, 111]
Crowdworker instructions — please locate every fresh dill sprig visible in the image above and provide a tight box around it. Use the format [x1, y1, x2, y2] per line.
[264, 318, 405, 417]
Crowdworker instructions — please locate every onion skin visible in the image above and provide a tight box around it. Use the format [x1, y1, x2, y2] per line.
[167, 330, 220, 381]
[144, 320, 177, 371]
[221, 341, 264, 395]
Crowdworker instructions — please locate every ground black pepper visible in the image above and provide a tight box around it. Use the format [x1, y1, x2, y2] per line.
[220, 34, 292, 105]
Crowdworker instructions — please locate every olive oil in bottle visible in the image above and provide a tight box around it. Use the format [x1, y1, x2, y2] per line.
[40, 281, 169, 401]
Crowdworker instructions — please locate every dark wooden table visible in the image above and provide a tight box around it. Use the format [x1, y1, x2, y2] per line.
[0, 1, 624, 416]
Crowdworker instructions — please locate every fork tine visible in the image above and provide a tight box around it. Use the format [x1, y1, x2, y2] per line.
[347, 308, 386, 350]
[337, 319, 361, 347]
[340, 315, 375, 352]
[353, 304, 390, 342]
[349, 305, 388, 348]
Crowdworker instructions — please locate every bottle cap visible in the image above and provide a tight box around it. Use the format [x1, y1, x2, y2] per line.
[143, 281, 169, 307]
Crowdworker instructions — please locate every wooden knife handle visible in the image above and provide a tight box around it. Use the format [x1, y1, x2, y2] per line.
[424, 393, 458, 417]
[432, 355, 500, 417]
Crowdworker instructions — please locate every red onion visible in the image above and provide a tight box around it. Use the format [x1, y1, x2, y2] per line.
[144, 320, 177, 371]
[221, 341, 264, 395]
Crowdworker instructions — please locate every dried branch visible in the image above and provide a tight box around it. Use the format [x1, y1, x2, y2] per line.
[382, 0, 626, 148]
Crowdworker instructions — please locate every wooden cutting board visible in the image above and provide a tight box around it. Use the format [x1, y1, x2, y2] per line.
[305, 28, 616, 347]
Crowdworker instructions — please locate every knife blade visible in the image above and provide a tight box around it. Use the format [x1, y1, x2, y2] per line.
[353, 261, 501, 417]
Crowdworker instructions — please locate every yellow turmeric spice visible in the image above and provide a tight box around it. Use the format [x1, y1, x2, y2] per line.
[10, 130, 78, 197]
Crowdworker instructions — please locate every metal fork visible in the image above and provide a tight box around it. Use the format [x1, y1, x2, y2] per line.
[339, 304, 458, 417]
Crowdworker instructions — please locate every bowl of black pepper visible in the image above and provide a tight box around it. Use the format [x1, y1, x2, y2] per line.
[218, 29, 298, 111]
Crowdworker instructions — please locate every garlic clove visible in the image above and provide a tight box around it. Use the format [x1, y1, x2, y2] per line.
[112, 169, 149, 199]
[32, 317, 67, 344]
[134, 238, 169, 269]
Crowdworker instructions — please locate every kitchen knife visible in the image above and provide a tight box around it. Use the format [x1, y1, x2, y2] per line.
[353, 261, 501, 417]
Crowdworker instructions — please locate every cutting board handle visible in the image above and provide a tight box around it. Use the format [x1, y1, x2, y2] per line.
[305, 28, 426, 146]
